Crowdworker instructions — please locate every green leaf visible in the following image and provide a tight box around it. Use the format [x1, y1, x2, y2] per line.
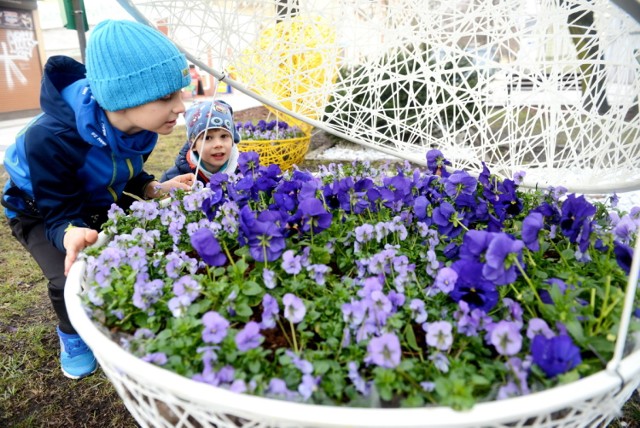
[241, 280, 263, 296]
[234, 302, 253, 318]
[401, 394, 425, 407]
[565, 319, 586, 345]
[561, 248, 575, 261]
[403, 324, 420, 352]
[314, 360, 331, 374]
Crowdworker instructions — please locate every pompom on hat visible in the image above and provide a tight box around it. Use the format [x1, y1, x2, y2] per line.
[85, 20, 191, 111]
[186, 100, 241, 145]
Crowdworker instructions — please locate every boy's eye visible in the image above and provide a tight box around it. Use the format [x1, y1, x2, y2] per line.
[160, 91, 179, 101]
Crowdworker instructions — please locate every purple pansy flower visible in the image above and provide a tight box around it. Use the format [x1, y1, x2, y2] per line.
[365, 333, 401, 368]
[235, 321, 263, 352]
[424, 321, 454, 351]
[283, 293, 306, 324]
[490, 320, 522, 356]
[191, 228, 227, 267]
[202, 311, 230, 344]
[522, 212, 544, 251]
[531, 334, 582, 378]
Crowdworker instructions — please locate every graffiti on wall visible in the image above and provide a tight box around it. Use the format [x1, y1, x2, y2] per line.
[1, 29, 38, 89]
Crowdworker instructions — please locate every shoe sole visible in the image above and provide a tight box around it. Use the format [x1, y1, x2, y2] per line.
[62, 365, 98, 380]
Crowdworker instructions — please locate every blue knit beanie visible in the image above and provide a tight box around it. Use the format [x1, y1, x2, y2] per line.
[85, 20, 190, 111]
[186, 100, 241, 144]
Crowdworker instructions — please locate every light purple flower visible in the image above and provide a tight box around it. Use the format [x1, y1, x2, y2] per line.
[285, 350, 313, 374]
[614, 215, 637, 244]
[267, 378, 296, 399]
[142, 352, 167, 365]
[202, 311, 230, 344]
[283, 293, 306, 324]
[298, 374, 321, 400]
[347, 362, 370, 395]
[261, 294, 279, 329]
[421, 381, 436, 392]
[424, 321, 453, 351]
[168, 294, 192, 317]
[355, 224, 375, 243]
[429, 352, 449, 373]
[307, 264, 329, 286]
[281, 250, 303, 275]
[235, 321, 263, 351]
[126, 246, 147, 271]
[490, 320, 522, 356]
[434, 267, 457, 294]
[364, 333, 401, 368]
[342, 301, 366, 327]
[513, 170, 526, 185]
[229, 379, 247, 394]
[173, 275, 201, 301]
[409, 299, 428, 323]
[526, 318, 554, 340]
[262, 268, 277, 289]
[133, 278, 164, 311]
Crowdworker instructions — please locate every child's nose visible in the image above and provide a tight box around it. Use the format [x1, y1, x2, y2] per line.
[173, 97, 186, 114]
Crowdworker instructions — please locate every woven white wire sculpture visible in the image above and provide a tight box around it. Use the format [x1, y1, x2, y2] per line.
[118, 0, 640, 193]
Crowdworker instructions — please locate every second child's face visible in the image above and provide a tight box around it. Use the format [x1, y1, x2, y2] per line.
[194, 128, 233, 173]
[112, 90, 185, 135]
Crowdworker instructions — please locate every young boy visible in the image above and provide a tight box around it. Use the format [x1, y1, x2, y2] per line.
[161, 100, 241, 183]
[2, 20, 195, 379]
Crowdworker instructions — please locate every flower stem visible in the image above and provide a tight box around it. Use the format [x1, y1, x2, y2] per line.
[289, 320, 299, 353]
[277, 318, 295, 349]
[513, 258, 543, 307]
[221, 241, 235, 267]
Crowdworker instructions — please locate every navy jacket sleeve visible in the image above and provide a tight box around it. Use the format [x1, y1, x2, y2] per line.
[24, 121, 91, 252]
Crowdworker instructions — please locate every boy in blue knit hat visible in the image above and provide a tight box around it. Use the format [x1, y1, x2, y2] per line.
[2, 20, 195, 379]
[162, 100, 242, 183]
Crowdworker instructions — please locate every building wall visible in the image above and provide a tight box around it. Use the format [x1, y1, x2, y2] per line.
[0, 0, 43, 117]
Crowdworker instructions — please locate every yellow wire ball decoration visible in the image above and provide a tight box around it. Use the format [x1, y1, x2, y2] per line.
[237, 133, 311, 172]
[230, 15, 339, 170]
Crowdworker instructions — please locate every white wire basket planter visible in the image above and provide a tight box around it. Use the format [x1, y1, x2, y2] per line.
[65, 1, 640, 426]
[66, 249, 640, 428]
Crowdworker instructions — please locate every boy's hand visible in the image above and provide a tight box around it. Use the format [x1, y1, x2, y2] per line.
[167, 173, 195, 190]
[64, 227, 99, 275]
[144, 174, 195, 199]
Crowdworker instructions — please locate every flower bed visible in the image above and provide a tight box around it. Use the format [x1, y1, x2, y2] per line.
[236, 119, 310, 171]
[80, 150, 639, 412]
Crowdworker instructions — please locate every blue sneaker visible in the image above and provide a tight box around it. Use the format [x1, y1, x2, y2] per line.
[56, 326, 97, 379]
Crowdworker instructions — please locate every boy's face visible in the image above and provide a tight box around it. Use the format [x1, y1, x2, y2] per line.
[111, 90, 185, 135]
[193, 128, 233, 173]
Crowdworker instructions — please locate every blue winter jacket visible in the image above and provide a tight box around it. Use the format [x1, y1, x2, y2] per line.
[2, 56, 157, 252]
